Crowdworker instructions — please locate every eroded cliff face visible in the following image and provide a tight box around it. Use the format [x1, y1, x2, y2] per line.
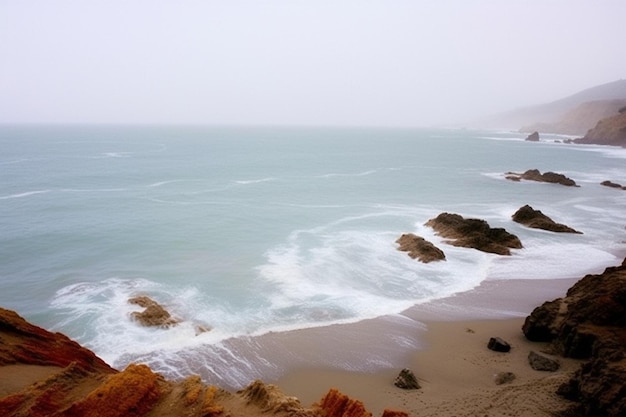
[0, 307, 406, 417]
[575, 110, 626, 147]
[522, 258, 626, 417]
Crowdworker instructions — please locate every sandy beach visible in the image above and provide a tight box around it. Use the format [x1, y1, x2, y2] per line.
[0, 272, 617, 416]
[271, 277, 585, 416]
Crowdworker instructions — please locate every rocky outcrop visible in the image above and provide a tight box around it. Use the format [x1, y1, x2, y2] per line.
[0, 307, 113, 372]
[505, 169, 578, 187]
[525, 131, 540, 141]
[522, 258, 626, 417]
[0, 307, 405, 417]
[512, 205, 582, 234]
[425, 213, 522, 255]
[575, 109, 626, 147]
[521, 99, 626, 135]
[395, 233, 445, 263]
[601, 180, 626, 190]
[128, 296, 180, 328]
[317, 388, 372, 417]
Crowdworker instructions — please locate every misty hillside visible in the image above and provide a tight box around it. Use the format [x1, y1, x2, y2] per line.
[476, 79, 626, 134]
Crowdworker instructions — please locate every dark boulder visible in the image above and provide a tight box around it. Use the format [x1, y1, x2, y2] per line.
[393, 368, 420, 390]
[425, 213, 522, 255]
[395, 233, 445, 263]
[523, 258, 626, 416]
[487, 337, 511, 353]
[512, 204, 582, 234]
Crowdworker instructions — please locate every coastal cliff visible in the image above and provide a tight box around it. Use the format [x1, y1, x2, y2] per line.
[523, 258, 626, 416]
[0, 307, 405, 417]
[574, 108, 626, 147]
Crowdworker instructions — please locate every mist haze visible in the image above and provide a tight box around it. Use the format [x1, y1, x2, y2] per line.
[1, 0, 625, 127]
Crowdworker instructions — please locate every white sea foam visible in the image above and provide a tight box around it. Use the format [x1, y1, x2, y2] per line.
[234, 177, 277, 185]
[0, 190, 51, 200]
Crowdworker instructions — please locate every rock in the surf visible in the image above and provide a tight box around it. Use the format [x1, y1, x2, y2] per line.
[425, 213, 522, 255]
[128, 296, 180, 328]
[396, 233, 446, 263]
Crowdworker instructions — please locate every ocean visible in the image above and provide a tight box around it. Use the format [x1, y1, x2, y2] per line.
[1, 125, 625, 387]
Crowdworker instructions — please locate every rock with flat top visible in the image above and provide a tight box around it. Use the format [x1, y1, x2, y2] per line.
[425, 212, 522, 255]
[506, 169, 578, 187]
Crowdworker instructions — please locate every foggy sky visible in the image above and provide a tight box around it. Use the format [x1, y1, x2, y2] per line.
[1, 0, 625, 127]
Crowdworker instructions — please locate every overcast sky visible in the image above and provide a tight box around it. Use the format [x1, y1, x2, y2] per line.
[1, 1, 625, 127]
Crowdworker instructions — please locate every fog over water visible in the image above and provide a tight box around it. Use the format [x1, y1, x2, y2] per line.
[1, 0, 625, 127]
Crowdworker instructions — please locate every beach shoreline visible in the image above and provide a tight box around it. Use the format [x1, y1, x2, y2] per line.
[257, 276, 583, 415]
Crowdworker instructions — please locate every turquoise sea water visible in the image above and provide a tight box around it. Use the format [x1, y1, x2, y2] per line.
[1, 125, 625, 385]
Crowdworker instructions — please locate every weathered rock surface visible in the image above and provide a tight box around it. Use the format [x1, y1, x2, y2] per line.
[522, 258, 626, 417]
[505, 169, 578, 187]
[128, 296, 180, 328]
[395, 233, 445, 263]
[525, 131, 540, 141]
[487, 337, 511, 353]
[528, 351, 560, 372]
[317, 388, 372, 417]
[0, 307, 403, 417]
[575, 109, 626, 147]
[393, 368, 420, 390]
[512, 204, 582, 234]
[425, 213, 522, 255]
[0, 307, 113, 372]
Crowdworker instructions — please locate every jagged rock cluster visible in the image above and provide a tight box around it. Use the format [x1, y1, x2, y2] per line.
[397, 205, 581, 262]
[505, 169, 578, 187]
[0, 307, 407, 417]
[522, 258, 626, 417]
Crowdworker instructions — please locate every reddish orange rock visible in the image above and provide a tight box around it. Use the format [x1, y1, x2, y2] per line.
[62, 364, 163, 417]
[381, 410, 409, 417]
[0, 307, 112, 373]
[318, 388, 372, 417]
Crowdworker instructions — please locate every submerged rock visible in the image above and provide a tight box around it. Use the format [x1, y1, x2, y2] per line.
[601, 180, 626, 190]
[506, 169, 578, 187]
[396, 233, 446, 263]
[512, 204, 582, 233]
[128, 296, 180, 328]
[425, 212, 522, 255]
